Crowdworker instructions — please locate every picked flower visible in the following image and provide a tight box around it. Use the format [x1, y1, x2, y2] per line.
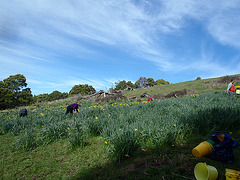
[135, 128, 138, 131]
[173, 124, 176, 127]
[40, 113, 44, 117]
[96, 117, 98, 119]
[104, 141, 108, 144]
[142, 148, 146, 151]
[125, 154, 129, 157]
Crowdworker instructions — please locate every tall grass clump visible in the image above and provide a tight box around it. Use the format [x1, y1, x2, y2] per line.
[67, 119, 87, 149]
[106, 126, 141, 162]
[13, 127, 38, 151]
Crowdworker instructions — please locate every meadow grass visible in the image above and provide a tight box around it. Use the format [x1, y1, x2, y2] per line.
[0, 91, 240, 179]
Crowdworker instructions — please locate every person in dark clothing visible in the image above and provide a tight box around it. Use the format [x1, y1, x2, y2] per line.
[19, 108, 28, 117]
[65, 103, 82, 115]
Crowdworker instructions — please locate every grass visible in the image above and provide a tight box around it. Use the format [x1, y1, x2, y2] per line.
[1, 134, 109, 179]
[1, 131, 239, 179]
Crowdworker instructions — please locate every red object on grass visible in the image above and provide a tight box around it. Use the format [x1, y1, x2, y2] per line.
[148, 98, 153, 101]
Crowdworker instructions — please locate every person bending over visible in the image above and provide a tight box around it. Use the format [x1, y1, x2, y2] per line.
[65, 103, 82, 115]
[19, 108, 28, 117]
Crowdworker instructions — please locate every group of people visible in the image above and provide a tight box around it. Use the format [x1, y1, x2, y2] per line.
[19, 103, 82, 117]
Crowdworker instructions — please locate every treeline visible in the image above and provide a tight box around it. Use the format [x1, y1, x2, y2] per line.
[0, 74, 169, 110]
[115, 77, 169, 90]
[34, 84, 96, 103]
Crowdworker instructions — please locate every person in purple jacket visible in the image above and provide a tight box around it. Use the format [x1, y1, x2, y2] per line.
[65, 103, 82, 115]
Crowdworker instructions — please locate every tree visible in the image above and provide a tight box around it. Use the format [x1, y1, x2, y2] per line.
[126, 81, 135, 88]
[3, 74, 27, 92]
[0, 82, 15, 109]
[17, 88, 33, 105]
[135, 77, 148, 88]
[33, 93, 49, 103]
[0, 74, 33, 109]
[156, 79, 169, 85]
[115, 80, 127, 90]
[69, 84, 96, 96]
[147, 78, 156, 87]
[48, 91, 68, 101]
[115, 80, 135, 90]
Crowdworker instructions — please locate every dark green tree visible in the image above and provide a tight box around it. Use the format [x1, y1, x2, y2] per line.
[126, 81, 135, 88]
[33, 93, 49, 103]
[156, 79, 169, 85]
[0, 82, 15, 109]
[147, 78, 156, 87]
[69, 84, 96, 96]
[0, 74, 33, 109]
[115, 80, 135, 90]
[48, 90, 68, 101]
[17, 88, 33, 105]
[3, 74, 27, 92]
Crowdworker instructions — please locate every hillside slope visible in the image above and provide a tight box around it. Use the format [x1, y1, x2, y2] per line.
[123, 74, 240, 98]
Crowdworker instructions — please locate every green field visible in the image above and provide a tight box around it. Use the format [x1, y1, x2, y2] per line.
[1, 77, 240, 179]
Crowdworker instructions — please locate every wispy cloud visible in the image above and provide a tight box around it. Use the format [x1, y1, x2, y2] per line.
[1, 0, 240, 94]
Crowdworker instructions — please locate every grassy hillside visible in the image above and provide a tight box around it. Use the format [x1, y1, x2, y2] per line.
[124, 74, 240, 98]
[1, 74, 240, 179]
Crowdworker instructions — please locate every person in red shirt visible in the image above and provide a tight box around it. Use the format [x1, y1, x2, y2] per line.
[227, 79, 235, 99]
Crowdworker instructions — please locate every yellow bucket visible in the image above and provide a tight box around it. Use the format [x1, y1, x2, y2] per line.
[236, 86, 240, 95]
[226, 169, 240, 180]
[194, 162, 218, 180]
[192, 141, 213, 158]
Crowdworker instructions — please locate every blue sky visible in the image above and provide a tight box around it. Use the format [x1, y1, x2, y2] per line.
[1, 0, 240, 95]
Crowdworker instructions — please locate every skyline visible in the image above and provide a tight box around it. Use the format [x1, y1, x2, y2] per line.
[1, 0, 240, 95]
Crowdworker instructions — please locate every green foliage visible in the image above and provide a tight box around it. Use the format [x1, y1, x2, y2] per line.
[107, 126, 140, 162]
[13, 127, 38, 151]
[68, 120, 87, 149]
[69, 84, 96, 96]
[115, 80, 135, 90]
[156, 78, 169, 85]
[3, 74, 27, 92]
[33, 91, 68, 103]
[147, 78, 156, 86]
[48, 90, 68, 101]
[0, 74, 33, 109]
